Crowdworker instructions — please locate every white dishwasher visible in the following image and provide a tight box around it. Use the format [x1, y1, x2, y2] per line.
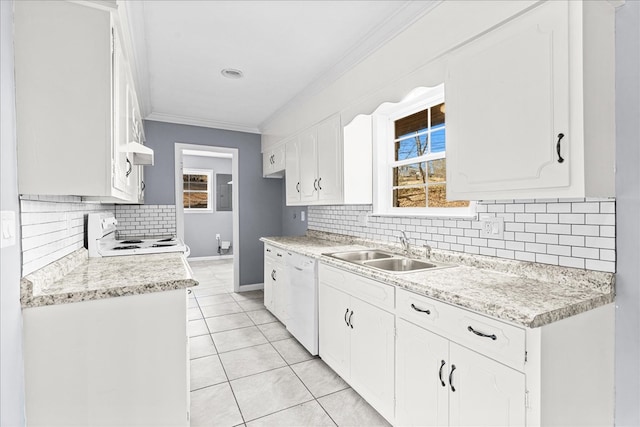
[286, 252, 318, 355]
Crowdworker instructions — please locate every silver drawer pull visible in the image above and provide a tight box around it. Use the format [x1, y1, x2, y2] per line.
[467, 325, 497, 341]
[411, 303, 430, 315]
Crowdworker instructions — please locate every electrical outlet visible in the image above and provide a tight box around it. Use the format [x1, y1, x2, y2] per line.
[301, 211, 306, 222]
[479, 215, 504, 239]
[215, 233, 221, 240]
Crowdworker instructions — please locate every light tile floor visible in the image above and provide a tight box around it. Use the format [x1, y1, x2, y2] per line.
[188, 259, 390, 427]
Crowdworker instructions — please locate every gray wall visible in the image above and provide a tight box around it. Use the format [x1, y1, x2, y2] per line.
[615, 2, 640, 425]
[0, 1, 26, 424]
[183, 154, 233, 257]
[281, 180, 308, 236]
[143, 120, 283, 286]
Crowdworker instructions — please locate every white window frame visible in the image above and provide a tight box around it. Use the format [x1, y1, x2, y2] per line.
[183, 168, 213, 213]
[372, 85, 476, 218]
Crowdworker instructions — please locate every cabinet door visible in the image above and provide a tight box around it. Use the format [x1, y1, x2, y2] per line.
[316, 115, 343, 203]
[448, 343, 525, 427]
[396, 319, 449, 427]
[445, 1, 569, 200]
[285, 138, 301, 204]
[112, 28, 130, 195]
[318, 283, 351, 380]
[299, 129, 318, 203]
[349, 296, 395, 421]
[272, 145, 286, 172]
[263, 255, 275, 313]
[273, 259, 289, 325]
[263, 151, 275, 176]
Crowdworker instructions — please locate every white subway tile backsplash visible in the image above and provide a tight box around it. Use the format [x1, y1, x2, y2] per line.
[20, 195, 113, 276]
[114, 205, 177, 237]
[308, 197, 616, 273]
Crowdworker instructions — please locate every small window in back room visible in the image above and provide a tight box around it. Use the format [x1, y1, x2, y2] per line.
[183, 168, 212, 211]
[216, 173, 232, 212]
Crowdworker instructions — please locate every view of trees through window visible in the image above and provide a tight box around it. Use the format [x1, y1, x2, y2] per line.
[392, 103, 469, 209]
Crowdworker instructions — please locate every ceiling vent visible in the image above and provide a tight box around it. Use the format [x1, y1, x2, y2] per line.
[221, 68, 243, 79]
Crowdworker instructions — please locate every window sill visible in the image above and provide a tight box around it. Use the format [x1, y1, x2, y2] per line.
[370, 211, 478, 220]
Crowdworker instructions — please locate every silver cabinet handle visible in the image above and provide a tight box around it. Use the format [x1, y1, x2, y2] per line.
[125, 157, 132, 177]
[317, 177, 322, 190]
[348, 310, 354, 329]
[313, 179, 318, 191]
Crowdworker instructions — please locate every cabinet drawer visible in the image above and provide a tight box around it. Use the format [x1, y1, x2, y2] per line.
[264, 245, 286, 262]
[397, 289, 526, 371]
[319, 264, 395, 311]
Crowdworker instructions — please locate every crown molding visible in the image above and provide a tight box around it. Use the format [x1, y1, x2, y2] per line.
[146, 112, 261, 134]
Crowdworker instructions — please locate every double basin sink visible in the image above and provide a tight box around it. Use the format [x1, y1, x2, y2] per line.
[324, 249, 453, 274]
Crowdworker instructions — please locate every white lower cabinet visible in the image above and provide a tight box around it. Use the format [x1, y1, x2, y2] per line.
[396, 319, 525, 427]
[263, 245, 289, 324]
[317, 265, 613, 427]
[318, 264, 395, 422]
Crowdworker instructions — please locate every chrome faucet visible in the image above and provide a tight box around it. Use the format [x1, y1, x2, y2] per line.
[399, 230, 411, 255]
[423, 243, 432, 260]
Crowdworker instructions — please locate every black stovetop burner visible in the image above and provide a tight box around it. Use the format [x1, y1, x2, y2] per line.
[120, 239, 143, 244]
[157, 237, 175, 242]
[114, 245, 141, 250]
[152, 243, 177, 247]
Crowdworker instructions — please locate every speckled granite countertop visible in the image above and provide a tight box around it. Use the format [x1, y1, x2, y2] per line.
[21, 248, 198, 308]
[260, 231, 614, 328]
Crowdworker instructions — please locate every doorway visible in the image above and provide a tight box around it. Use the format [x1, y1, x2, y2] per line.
[174, 143, 240, 292]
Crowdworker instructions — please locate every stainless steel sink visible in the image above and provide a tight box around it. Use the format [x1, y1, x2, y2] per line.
[327, 250, 394, 262]
[324, 249, 454, 274]
[363, 258, 437, 272]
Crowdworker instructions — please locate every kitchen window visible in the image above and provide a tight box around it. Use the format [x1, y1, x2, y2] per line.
[373, 85, 474, 217]
[183, 168, 212, 212]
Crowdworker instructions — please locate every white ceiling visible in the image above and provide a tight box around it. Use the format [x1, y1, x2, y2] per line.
[124, 1, 438, 134]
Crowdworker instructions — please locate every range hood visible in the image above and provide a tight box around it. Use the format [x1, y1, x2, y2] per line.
[121, 142, 154, 165]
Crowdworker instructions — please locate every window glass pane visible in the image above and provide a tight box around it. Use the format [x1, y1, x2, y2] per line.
[431, 103, 445, 127]
[427, 159, 446, 183]
[393, 162, 426, 187]
[185, 191, 208, 209]
[427, 184, 470, 208]
[395, 134, 428, 161]
[395, 109, 427, 139]
[393, 187, 426, 208]
[190, 181, 207, 191]
[431, 126, 445, 153]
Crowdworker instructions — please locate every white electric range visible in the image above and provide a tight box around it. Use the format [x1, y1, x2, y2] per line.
[87, 212, 189, 258]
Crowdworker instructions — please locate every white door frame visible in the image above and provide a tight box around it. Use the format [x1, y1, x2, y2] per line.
[174, 143, 240, 292]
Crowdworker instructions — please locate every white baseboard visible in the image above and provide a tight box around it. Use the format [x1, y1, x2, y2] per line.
[238, 283, 264, 292]
[188, 255, 234, 261]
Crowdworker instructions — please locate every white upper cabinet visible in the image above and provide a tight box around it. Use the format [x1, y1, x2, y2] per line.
[285, 114, 372, 206]
[262, 144, 285, 178]
[445, 0, 615, 201]
[14, 0, 148, 203]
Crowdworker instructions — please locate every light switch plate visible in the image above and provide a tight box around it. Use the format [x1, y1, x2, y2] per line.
[1, 210, 17, 248]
